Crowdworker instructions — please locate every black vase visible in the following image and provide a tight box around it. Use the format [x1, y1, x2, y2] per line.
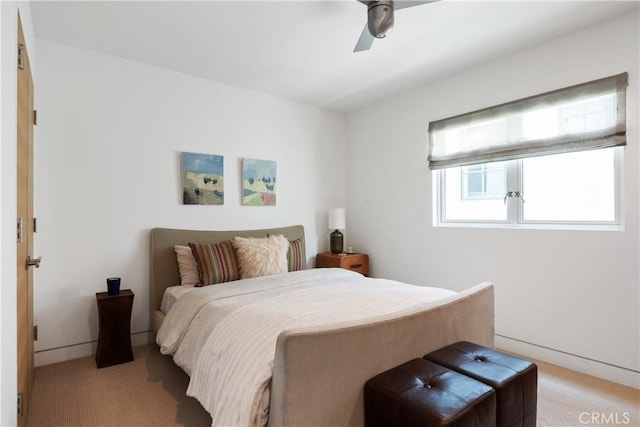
[330, 230, 343, 254]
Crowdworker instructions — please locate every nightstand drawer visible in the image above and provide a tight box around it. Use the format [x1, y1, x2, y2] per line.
[316, 253, 369, 276]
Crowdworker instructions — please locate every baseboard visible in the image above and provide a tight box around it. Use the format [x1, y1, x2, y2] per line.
[34, 331, 154, 367]
[495, 334, 639, 389]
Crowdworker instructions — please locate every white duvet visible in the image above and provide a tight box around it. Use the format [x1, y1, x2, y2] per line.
[156, 268, 455, 427]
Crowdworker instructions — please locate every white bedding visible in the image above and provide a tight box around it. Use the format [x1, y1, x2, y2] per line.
[156, 268, 456, 427]
[160, 284, 196, 314]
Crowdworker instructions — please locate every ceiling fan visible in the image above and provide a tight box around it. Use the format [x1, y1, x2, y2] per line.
[354, 0, 439, 52]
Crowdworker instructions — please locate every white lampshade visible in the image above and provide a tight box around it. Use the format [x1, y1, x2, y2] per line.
[328, 208, 346, 230]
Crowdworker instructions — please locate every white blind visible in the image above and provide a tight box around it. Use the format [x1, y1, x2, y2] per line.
[428, 73, 628, 170]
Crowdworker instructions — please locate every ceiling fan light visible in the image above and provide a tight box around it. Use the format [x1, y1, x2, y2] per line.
[367, 2, 394, 39]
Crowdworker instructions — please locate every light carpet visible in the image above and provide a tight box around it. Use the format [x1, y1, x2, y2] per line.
[27, 344, 639, 426]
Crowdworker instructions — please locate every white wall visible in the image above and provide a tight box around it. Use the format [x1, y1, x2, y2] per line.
[32, 39, 347, 365]
[346, 12, 639, 388]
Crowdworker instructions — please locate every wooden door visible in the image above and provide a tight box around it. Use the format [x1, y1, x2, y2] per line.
[17, 12, 35, 426]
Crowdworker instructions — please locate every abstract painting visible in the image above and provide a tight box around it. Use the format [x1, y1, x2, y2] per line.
[242, 158, 276, 206]
[182, 152, 224, 205]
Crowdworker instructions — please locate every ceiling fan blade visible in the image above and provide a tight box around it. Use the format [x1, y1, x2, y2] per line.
[353, 24, 375, 52]
[394, 0, 439, 10]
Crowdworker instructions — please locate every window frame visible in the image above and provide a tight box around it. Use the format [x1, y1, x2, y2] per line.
[434, 147, 624, 231]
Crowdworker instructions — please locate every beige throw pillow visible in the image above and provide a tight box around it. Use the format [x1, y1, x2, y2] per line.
[174, 245, 200, 285]
[233, 235, 289, 279]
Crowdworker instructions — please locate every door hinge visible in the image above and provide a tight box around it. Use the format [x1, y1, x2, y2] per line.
[34, 325, 38, 341]
[33, 110, 38, 126]
[33, 217, 38, 233]
[17, 43, 24, 70]
[17, 218, 23, 243]
[17, 392, 23, 416]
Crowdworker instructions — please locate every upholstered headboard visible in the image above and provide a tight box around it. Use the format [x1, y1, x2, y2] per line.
[149, 225, 306, 313]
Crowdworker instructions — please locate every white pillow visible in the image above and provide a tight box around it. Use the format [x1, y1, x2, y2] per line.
[233, 235, 289, 279]
[174, 245, 200, 285]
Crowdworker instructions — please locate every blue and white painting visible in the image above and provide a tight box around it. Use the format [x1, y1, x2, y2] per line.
[182, 152, 224, 205]
[242, 159, 276, 206]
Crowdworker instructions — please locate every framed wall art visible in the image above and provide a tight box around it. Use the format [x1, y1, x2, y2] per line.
[242, 158, 276, 206]
[182, 152, 224, 205]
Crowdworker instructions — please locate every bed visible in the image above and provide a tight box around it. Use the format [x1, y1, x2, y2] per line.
[150, 225, 494, 427]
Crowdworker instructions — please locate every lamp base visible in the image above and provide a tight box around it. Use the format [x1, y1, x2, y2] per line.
[330, 229, 343, 254]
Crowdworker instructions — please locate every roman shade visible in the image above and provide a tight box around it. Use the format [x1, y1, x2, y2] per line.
[428, 73, 628, 170]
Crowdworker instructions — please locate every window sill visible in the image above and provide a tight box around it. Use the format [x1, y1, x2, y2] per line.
[435, 221, 624, 232]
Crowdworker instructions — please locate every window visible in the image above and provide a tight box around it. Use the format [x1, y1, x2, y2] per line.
[442, 162, 508, 222]
[520, 148, 618, 223]
[461, 163, 506, 200]
[438, 148, 620, 226]
[429, 74, 627, 229]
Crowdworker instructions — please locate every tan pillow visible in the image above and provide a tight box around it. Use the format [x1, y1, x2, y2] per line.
[233, 235, 289, 279]
[174, 245, 200, 285]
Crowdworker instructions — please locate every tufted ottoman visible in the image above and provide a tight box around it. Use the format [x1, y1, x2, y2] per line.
[364, 358, 496, 427]
[424, 341, 537, 427]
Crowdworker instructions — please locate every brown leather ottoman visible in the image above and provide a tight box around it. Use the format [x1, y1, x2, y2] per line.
[364, 358, 496, 427]
[424, 341, 537, 427]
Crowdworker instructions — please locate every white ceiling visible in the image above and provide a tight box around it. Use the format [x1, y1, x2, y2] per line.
[30, 1, 638, 113]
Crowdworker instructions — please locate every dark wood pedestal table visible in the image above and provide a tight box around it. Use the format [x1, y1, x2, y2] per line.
[95, 289, 134, 368]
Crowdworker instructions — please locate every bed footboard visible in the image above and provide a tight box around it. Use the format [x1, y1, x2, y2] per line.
[268, 282, 494, 427]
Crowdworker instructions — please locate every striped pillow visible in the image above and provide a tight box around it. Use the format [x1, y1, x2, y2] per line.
[288, 238, 305, 271]
[189, 241, 240, 286]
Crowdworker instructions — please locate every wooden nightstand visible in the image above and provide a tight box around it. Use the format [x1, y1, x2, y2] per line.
[316, 252, 369, 276]
[95, 289, 134, 368]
